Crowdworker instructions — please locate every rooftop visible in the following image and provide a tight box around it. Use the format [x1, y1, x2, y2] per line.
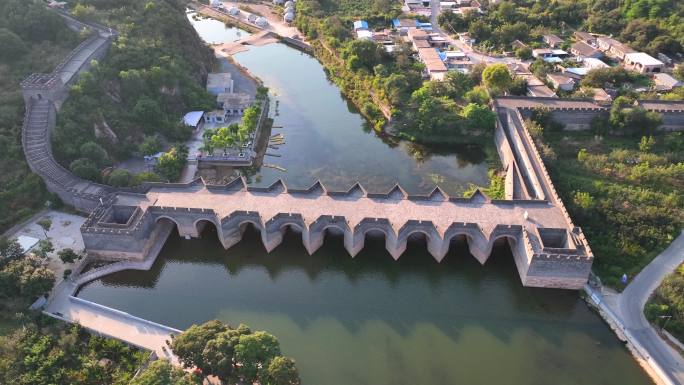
[217, 92, 252, 108]
[417, 48, 447, 72]
[207, 73, 233, 89]
[625, 52, 664, 66]
[571, 41, 601, 57]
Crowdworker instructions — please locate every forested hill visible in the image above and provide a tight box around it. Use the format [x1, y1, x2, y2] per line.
[52, 0, 216, 180]
[0, 0, 216, 231]
[0, 0, 83, 231]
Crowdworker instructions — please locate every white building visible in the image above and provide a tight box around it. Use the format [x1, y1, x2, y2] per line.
[624, 52, 664, 74]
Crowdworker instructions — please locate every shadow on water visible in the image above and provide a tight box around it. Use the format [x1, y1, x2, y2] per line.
[86, 225, 614, 345]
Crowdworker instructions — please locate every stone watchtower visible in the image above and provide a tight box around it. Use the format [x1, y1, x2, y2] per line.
[20, 73, 66, 110]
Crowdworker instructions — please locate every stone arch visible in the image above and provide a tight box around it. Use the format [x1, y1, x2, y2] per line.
[237, 219, 264, 233]
[194, 218, 220, 238]
[155, 215, 182, 237]
[351, 218, 398, 259]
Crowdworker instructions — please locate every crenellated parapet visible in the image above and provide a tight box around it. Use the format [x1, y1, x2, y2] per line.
[80, 177, 593, 289]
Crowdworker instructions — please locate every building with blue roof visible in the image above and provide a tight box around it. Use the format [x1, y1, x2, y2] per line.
[353, 20, 369, 30]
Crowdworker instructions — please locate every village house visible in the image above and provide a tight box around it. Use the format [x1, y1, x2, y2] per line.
[217, 92, 252, 115]
[204, 110, 228, 124]
[571, 41, 603, 59]
[418, 48, 448, 80]
[524, 74, 557, 98]
[392, 18, 417, 35]
[511, 40, 527, 50]
[596, 37, 636, 60]
[583, 57, 609, 69]
[653, 73, 683, 91]
[207, 73, 234, 95]
[624, 52, 664, 73]
[589, 88, 613, 104]
[532, 48, 568, 62]
[574, 31, 596, 45]
[547, 73, 576, 92]
[543, 34, 564, 48]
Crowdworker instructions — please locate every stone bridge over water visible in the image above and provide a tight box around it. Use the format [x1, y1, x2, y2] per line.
[20, 10, 684, 290]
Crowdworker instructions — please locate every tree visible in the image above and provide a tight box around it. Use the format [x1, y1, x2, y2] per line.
[155, 146, 187, 181]
[57, 248, 80, 264]
[674, 63, 684, 81]
[130, 359, 197, 385]
[264, 356, 301, 385]
[515, 46, 532, 60]
[139, 135, 162, 156]
[0, 28, 27, 62]
[342, 40, 385, 72]
[1, 257, 55, 299]
[201, 331, 235, 381]
[461, 103, 496, 130]
[36, 218, 52, 238]
[639, 135, 656, 152]
[482, 64, 513, 94]
[107, 169, 133, 187]
[610, 97, 662, 136]
[0, 237, 23, 262]
[171, 320, 228, 370]
[33, 239, 54, 259]
[234, 331, 281, 382]
[70, 158, 101, 182]
[133, 171, 164, 185]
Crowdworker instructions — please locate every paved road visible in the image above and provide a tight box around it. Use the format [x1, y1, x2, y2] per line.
[609, 231, 684, 384]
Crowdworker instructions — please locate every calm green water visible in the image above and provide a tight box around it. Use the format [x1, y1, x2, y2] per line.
[190, 12, 489, 194]
[79, 230, 652, 385]
[76, 12, 653, 385]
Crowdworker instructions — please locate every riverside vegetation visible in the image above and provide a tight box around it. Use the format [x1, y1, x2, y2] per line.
[293, 0, 515, 145]
[529, 101, 684, 288]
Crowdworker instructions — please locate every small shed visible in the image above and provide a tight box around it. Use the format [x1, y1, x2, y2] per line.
[353, 20, 369, 31]
[183, 111, 205, 129]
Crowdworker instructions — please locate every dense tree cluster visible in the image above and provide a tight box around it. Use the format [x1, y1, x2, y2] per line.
[171, 320, 300, 385]
[0, 323, 147, 385]
[52, 0, 216, 184]
[544, 120, 683, 287]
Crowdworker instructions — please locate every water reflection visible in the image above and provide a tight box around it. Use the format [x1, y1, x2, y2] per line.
[187, 12, 490, 195]
[78, 227, 652, 385]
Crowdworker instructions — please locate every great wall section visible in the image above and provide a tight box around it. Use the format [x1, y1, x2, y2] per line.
[19, 11, 684, 292]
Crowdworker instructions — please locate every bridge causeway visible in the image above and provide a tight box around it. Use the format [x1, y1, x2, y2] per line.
[19, 10, 684, 290]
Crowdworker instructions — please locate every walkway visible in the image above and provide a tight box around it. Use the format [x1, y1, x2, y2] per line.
[20, 13, 116, 211]
[46, 280, 181, 361]
[605, 231, 684, 385]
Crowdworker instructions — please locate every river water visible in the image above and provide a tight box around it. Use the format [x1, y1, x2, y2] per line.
[77, 12, 653, 385]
